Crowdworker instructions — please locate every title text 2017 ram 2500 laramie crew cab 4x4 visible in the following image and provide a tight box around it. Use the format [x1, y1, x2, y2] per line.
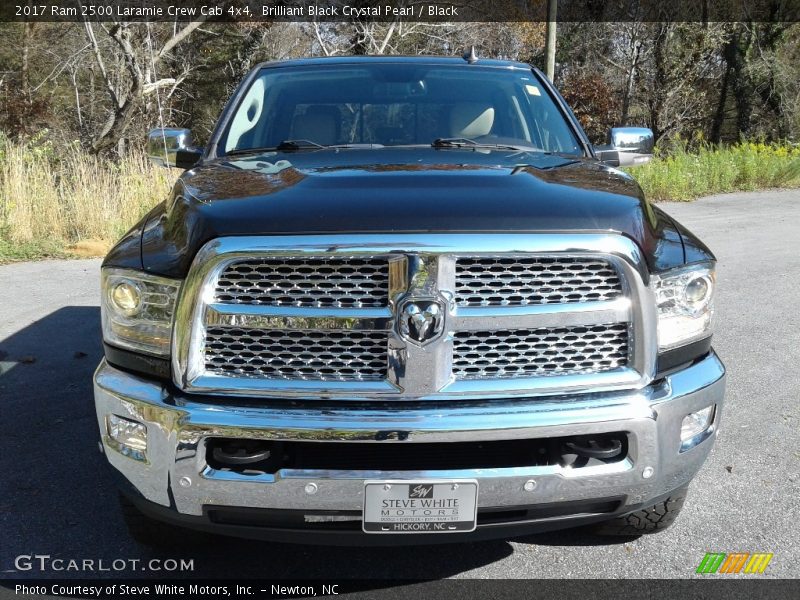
[94, 55, 725, 545]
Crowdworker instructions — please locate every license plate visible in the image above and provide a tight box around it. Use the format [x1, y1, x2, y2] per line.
[362, 480, 478, 534]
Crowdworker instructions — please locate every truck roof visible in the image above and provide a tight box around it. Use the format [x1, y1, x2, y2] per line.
[254, 55, 534, 71]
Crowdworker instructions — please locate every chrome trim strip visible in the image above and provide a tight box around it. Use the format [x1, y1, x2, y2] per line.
[172, 234, 656, 400]
[188, 375, 400, 396]
[442, 367, 642, 397]
[205, 304, 393, 331]
[452, 297, 631, 330]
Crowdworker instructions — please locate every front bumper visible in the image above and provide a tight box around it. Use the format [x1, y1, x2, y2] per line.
[94, 352, 725, 543]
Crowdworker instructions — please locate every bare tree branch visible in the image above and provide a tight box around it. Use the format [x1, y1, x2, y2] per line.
[33, 44, 91, 93]
[157, 20, 205, 60]
[83, 21, 119, 109]
[377, 21, 398, 54]
[313, 21, 331, 56]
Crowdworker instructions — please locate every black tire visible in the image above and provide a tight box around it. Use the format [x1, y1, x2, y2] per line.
[118, 493, 203, 548]
[592, 486, 689, 536]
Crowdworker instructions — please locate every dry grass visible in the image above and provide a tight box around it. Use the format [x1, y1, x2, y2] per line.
[0, 140, 175, 261]
[65, 239, 113, 257]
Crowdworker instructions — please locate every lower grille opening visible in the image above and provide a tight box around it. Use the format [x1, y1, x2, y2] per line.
[205, 499, 623, 531]
[205, 433, 629, 475]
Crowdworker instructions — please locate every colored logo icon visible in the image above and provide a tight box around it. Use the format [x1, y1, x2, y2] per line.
[696, 552, 773, 574]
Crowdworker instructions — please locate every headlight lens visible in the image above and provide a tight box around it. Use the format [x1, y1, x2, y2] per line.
[101, 268, 181, 356]
[110, 281, 142, 316]
[651, 263, 715, 350]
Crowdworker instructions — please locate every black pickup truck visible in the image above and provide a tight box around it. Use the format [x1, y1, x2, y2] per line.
[95, 55, 725, 545]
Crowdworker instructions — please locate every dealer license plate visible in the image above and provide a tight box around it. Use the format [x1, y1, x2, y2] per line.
[362, 480, 478, 534]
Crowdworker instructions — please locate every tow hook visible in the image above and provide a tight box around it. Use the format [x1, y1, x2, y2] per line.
[211, 440, 272, 465]
[560, 436, 624, 468]
[564, 438, 623, 460]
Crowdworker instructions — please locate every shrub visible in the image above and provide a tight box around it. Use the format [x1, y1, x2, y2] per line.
[629, 141, 800, 201]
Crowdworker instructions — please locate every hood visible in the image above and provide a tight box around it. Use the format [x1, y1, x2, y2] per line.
[130, 147, 686, 277]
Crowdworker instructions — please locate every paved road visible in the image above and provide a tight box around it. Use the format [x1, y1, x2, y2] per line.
[1, 190, 798, 581]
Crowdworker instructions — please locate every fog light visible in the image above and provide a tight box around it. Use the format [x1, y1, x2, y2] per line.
[680, 405, 715, 443]
[106, 414, 147, 458]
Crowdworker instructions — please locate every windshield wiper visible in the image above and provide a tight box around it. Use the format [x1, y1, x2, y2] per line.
[223, 140, 326, 157]
[224, 146, 280, 157]
[431, 137, 535, 151]
[275, 139, 326, 151]
[431, 137, 482, 148]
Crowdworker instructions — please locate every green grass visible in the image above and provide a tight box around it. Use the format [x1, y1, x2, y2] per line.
[0, 236, 68, 263]
[628, 142, 800, 202]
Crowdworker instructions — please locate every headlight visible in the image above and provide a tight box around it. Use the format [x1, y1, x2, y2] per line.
[651, 263, 715, 350]
[101, 268, 181, 356]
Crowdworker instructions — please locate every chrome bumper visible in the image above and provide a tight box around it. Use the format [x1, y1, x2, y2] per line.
[94, 353, 725, 519]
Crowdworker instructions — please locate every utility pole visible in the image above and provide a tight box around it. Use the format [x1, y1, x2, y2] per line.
[545, 0, 557, 82]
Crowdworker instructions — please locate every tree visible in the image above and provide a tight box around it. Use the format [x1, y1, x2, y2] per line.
[82, 20, 204, 154]
[2, 18, 799, 153]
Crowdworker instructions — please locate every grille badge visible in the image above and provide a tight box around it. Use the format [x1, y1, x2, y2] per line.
[397, 298, 445, 346]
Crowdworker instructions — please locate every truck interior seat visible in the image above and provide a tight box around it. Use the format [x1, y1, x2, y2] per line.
[292, 105, 341, 145]
[449, 103, 495, 138]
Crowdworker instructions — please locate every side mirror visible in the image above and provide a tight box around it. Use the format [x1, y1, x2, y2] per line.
[147, 128, 202, 169]
[607, 127, 654, 167]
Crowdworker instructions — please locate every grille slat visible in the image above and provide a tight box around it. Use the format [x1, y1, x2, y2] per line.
[455, 257, 622, 307]
[453, 324, 629, 380]
[205, 327, 388, 381]
[215, 257, 389, 308]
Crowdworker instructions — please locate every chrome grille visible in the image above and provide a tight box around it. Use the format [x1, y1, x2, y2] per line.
[215, 257, 389, 307]
[453, 324, 629, 380]
[205, 327, 388, 381]
[455, 257, 622, 307]
[177, 234, 654, 399]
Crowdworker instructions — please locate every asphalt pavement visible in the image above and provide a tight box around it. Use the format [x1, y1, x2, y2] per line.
[1, 190, 798, 581]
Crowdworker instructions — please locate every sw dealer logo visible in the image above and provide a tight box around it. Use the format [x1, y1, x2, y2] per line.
[696, 552, 774, 574]
[408, 484, 434, 499]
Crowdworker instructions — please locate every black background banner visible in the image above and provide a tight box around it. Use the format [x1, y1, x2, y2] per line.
[2, 0, 800, 23]
[1, 579, 800, 600]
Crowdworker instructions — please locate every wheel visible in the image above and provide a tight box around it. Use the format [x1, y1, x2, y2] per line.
[592, 485, 689, 536]
[118, 493, 202, 548]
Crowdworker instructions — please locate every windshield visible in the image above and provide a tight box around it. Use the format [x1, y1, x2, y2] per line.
[219, 63, 583, 156]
